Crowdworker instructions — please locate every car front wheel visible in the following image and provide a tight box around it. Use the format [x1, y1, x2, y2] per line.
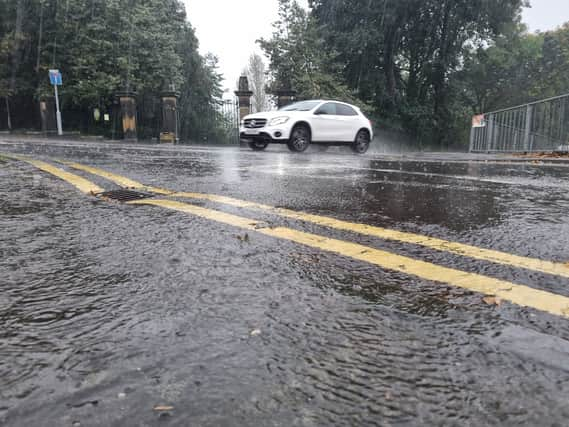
[352, 130, 370, 154]
[287, 125, 311, 153]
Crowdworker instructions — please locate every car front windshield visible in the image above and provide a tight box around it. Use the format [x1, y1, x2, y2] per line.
[279, 101, 321, 112]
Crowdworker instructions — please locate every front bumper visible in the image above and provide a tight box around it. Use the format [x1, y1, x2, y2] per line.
[239, 127, 290, 144]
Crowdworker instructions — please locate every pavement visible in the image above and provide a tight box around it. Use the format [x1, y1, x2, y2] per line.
[2, 136, 569, 426]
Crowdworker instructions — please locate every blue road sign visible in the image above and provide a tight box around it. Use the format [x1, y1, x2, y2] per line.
[49, 69, 62, 86]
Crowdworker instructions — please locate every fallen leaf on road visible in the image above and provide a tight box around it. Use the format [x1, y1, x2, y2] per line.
[254, 222, 274, 230]
[237, 233, 250, 242]
[483, 296, 503, 306]
[67, 400, 99, 408]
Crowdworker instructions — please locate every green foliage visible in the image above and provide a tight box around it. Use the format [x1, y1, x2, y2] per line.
[0, 0, 226, 141]
[535, 24, 569, 97]
[178, 47, 226, 142]
[314, 0, 528, 146]
[262, 0, 553, 148]
[259, 0, 365, 109]
[460, 23, 569, 115]
[459, 26, 544, 113]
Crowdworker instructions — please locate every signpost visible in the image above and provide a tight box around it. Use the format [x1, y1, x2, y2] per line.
[49, 69, 63, 136]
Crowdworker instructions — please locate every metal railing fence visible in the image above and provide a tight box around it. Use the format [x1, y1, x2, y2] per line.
[470, 93, 569, 153]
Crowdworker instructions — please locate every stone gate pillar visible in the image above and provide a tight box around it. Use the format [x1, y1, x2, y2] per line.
[115, 91, 137, 141]
[276, 89, 297, 109]
[234, 76, 253, 121]
[160, 91, 180, 143]
[39, 96, 57, 134]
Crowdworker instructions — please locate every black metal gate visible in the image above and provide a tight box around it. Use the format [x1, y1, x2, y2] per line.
[218, 98, 240, 145]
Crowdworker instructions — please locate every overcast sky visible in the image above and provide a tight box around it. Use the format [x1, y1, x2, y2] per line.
[523, 0, 569, 32]
[184, 0, 568, 93]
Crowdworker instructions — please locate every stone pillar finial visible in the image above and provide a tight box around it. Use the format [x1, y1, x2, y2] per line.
[235, 76, 254, 121]
[238, 76, 250, 92]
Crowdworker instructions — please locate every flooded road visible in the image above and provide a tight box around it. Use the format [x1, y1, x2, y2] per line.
[2, 138, 569, 426]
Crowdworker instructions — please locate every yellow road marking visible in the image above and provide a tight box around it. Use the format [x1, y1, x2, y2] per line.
[4, 155, 104, 194]
[129, 198, 569, 319]
[63, 161, 569, 279]
[8, 155, 569, 318]
[59, 161, 173, 195]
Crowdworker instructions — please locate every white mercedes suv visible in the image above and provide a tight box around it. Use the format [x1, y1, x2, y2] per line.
[240, 100, 374, 154]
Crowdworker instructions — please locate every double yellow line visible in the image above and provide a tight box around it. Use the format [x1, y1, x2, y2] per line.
[6, 153, 569, 318]
[63, 161, 569, 279]
[5, 155, 104, 194]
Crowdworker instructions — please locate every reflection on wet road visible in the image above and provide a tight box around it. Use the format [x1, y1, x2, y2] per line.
[2, 139, 569, 426]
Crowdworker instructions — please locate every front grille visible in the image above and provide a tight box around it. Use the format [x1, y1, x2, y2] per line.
[244, 118, 267, 129]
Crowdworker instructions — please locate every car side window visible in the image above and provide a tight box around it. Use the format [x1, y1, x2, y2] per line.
[315, 103, 337, 115]
[336, 104, 358, 116]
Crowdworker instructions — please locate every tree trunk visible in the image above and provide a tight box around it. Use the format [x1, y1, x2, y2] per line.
[384, 29, 397, 101]
[407, 53, 419, 104]
[383, 5, 406, 111]
[36, 0, 44, 73]
[10, 0, 26, 95]
[5, 97, 12, 131]
[7, 0, 25, 131]
[432, 1, 454, 146]
[433, 2, 452, 120]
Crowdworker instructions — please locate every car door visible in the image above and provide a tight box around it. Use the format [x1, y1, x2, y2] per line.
[312, 102, 343, 142]
[335, 103, 361, 142]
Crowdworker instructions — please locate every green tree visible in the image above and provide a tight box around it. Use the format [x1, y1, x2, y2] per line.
[306, 0, 527, 146]
[259, 0, 361, 106]
[455, 21, 569, 139]
[0, 0, 228, 141]
[459, 25, 544, 114]
[539, 24, 569, 97]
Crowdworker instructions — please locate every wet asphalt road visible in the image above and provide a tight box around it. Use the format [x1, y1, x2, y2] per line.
[2, 137, 569, 426]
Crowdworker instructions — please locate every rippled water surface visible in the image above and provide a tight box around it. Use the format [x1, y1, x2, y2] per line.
[2, 141, 569, 426]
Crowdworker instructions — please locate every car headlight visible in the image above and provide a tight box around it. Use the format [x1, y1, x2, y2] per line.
[268, 116, 290, 126]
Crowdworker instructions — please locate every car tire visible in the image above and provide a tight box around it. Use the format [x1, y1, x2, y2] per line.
[248, 140, 268, 151]
[352, 130, 370, 154]
[287, 124, 311, 153]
